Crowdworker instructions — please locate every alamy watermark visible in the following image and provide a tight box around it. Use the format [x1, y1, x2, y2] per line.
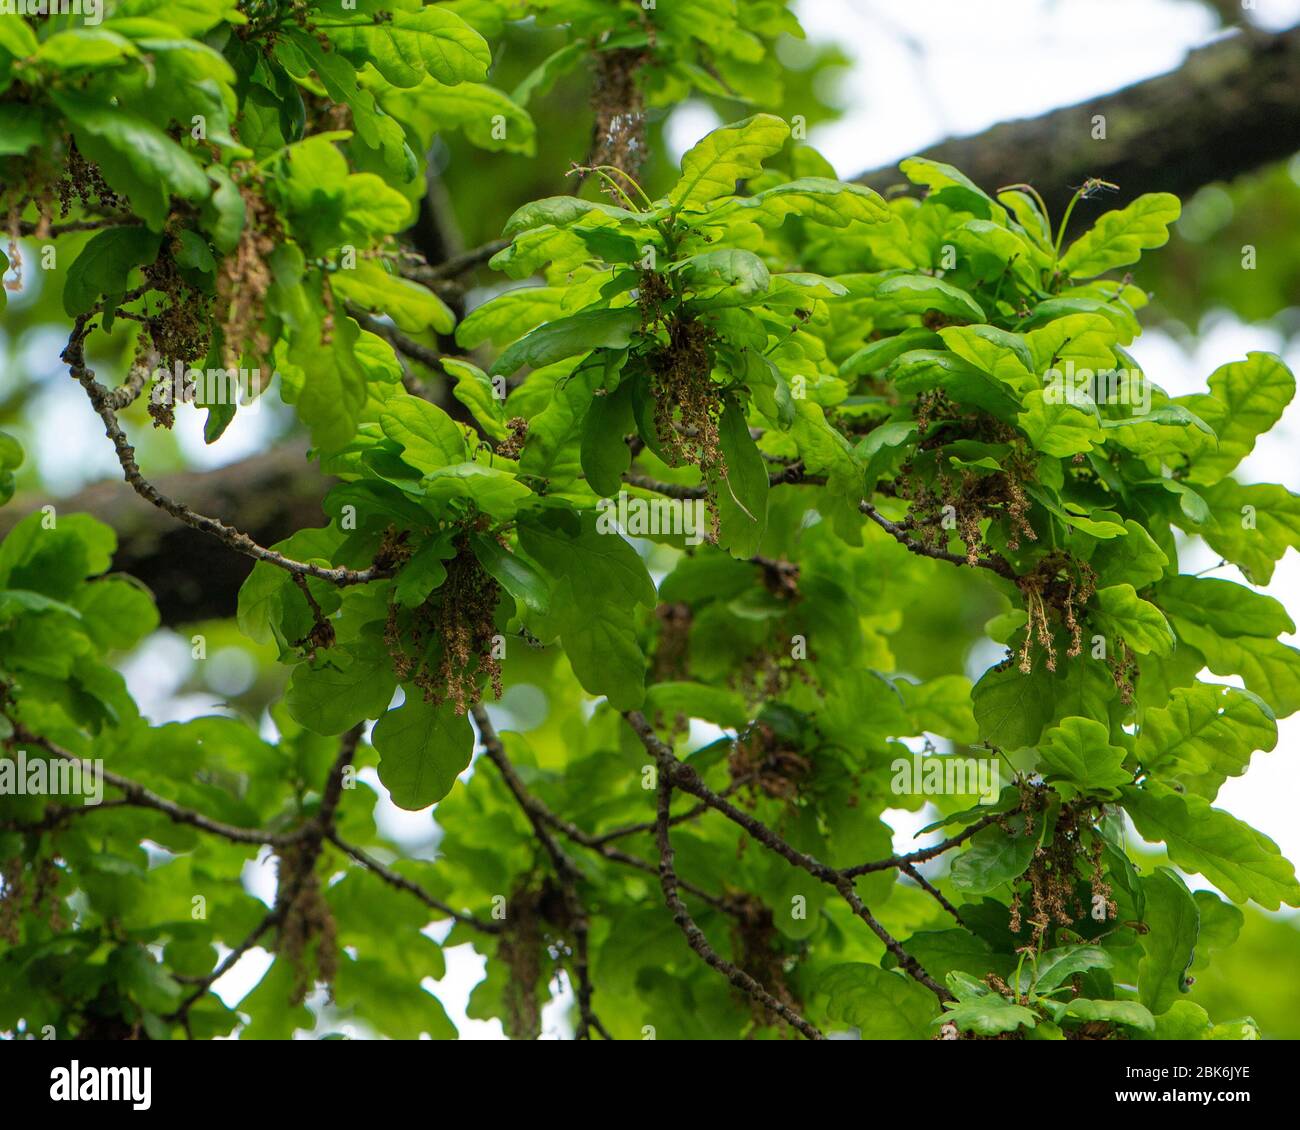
[596, 490, 708, 545]
[1043, 360, 1151, 415]
[0, 0, 102, 25]
[891, 752, 1000, 805]
[151, 362, 264, 413]
[50, 1061, 150, 1110]
[0, 750, 104, 806]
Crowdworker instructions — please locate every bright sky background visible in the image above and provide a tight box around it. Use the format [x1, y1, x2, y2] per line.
[7, 0, 1298, 1038]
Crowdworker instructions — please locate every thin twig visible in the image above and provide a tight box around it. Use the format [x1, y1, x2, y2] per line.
[469, 705, 735, 913]
[859, 499, 1016, 579]
[653, 771, 825, 1039]
[623, 710, 953, 1002]
[840, 812, 1004, 877]
[325, 832, 502, 934]
[168, 909, 280, 1020]
[471, 705, 607, 1039]
[901, 862, 966, 926]
[617, 471, 1018, 581]
[401, 239, 509, 282]
[16, 218, 141, 238]
[0, 798, 131, 833]
[621, 463, 825, 500]
[62, 316, 388, 588]
[350, 308, 445, 370]
[12, 725, 291, 846]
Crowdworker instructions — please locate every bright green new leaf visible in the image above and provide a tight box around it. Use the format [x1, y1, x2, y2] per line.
[1138, 867, 1200, 1015]
[1037, 716, 1131, 799]
[330, 261, 454, 335]
[1025, 945, 1112, 994]
[1183, 353, 1295, 484]
[380, 397, 470, 474]
[1197, 480, 1300, 585]
[669, 114, 791, 213]
[819, 964, 938, 1038]
[1060, 999, 1155, 1032]
[372, 694, 474, 810]
[326, 7, 491, 88]
[1059, 193, 1181, 277]
[874, 274, 985, 323]
[718, 177, 889, 227]
[1156, 575, 1294, 639]
[491, 309, 640, 376]
[939, 992, 1038, 1036]
[1122, 781, 1300, 910]
[675, 249, 771, 298]
[1173, 616, 1300, 718]
[1019, 390, 1102, 457]
[1093, 584, 1176, 656]
[1137, 682, 1276, 799]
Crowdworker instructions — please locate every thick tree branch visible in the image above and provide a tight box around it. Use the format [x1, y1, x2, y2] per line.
[855, 24, 1300, 218]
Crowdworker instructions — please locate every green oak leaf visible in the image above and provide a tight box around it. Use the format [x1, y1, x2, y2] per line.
[372, 694, 474, 811]
[1183, 353, 1295, 485]
[1093, 583, 1175, 656]
[950, 818, 1037, 893]
[326, 7, 490, 88]
[819, 964, 938, 1038]
[1138, 867, 1200, 1015]
[63, 228, 161, 316]
[1122, 781, 1300, 910]
[1059, 193, 1181, 277]
[1137, 682, 1276, 799]
[1036, 716, 1131, 799]
[669, 113, 791, 213]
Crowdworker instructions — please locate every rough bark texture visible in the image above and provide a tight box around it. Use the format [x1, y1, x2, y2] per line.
[855, 24, 1300, 221]
[1, 448, 332, 626]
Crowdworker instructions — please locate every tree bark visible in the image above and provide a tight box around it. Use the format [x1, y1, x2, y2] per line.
[1, 447, 331, 626]
[854, 24, 1300, 221]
